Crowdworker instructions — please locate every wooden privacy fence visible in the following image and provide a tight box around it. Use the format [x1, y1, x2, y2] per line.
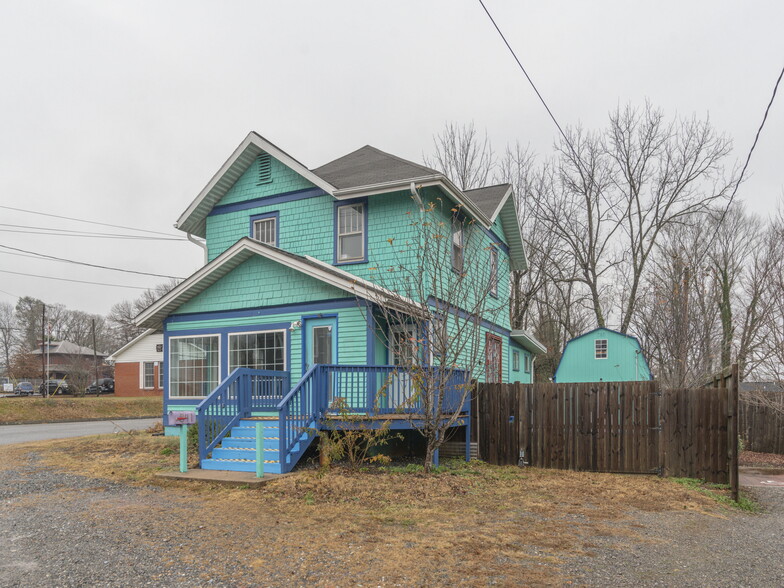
[739, 397, 784, 455]
[477, 368, 738, 496]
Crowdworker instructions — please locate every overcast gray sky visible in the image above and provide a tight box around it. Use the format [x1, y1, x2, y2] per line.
[1, 0, 782, 317]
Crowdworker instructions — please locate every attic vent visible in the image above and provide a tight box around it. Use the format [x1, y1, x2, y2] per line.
[256, 153, 272, 185]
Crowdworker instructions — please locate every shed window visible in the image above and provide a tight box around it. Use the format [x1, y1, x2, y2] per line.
[595, 339, 608, 359]
[336, 203, 365, 262]
[451, 217, 464, 272]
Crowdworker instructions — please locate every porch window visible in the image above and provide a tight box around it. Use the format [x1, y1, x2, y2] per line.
[252, 216, 277, 246]
[229, 331, 286, 372]
[169, 335, 220, 397]
[489, 248, 498, 296]
[142, 362, 155, 389]
[595, 339, 608, 359]
[451, 217, 464, 272]
[336, 203, 365, 262]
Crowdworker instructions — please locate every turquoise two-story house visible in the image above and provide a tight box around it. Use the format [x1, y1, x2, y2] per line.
[554, 327, 653, 383]
[136, 132, 545, 473]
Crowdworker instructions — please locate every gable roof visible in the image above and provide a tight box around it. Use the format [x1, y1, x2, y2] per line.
[564, 327, 644, 349]
[31, 340, 106, 357]
[313, 145, 439, 190]
[510, 329, 547, 355]
[174, 132, 528, 270]
[107, 328, 161, 362]
[135, 238, 422, 329]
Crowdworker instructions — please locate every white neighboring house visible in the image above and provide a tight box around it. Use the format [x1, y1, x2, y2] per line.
[108, 329, 164, 397]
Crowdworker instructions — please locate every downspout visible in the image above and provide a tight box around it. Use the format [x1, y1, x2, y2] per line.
[530, 354, 536, 384]
[186, 231, 209, 265]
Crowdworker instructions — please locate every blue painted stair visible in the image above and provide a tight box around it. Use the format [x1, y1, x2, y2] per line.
[200, 417, 313, 474]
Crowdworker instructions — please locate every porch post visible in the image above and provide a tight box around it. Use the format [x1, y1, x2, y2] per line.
[179, 425, 188, 473]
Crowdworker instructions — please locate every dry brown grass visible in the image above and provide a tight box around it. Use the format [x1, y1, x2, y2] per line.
[0, 396, 162, 424]
[5, 433, 725, 586]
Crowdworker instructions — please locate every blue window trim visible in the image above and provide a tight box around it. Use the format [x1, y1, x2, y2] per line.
[249, 211, 279, 246]
[489, 246, 499, 298]
[333, 197, 369, 265]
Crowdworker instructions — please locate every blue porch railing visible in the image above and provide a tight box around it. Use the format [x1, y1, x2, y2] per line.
[277, 364, 324, 467]
[196, 368, 290, 462]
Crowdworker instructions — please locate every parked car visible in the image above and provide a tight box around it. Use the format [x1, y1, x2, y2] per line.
[85, 378, 114, 395]
[39, 380, 70, 395]
[14, 382, 35, 396]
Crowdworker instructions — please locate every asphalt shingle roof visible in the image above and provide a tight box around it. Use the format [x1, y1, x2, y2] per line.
[312, 145, 439, 191]
[463, 184, 511, 219]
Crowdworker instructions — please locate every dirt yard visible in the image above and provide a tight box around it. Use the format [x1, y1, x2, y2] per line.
[0, 433, 779, 586]
[0, 396, 162, 424]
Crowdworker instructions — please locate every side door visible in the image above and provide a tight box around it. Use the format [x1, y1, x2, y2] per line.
[388, 324, 418, 409]
[303, 317, 337, 402]
[485, 333, 503, 383]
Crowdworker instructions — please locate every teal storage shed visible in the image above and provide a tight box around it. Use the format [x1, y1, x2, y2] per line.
[554, 327, 652, 383]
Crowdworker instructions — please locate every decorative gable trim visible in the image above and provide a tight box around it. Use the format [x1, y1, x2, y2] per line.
[175, 132, 337, 238]
[135, 238, 421, 329]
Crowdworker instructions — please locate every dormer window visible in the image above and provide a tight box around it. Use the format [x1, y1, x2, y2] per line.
[250, 212, 278, 246]
[335, 202, 366, 263]
[595, 339, 608, 359]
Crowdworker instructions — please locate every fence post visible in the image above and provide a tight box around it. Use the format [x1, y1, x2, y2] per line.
[729, 363, 739, 502]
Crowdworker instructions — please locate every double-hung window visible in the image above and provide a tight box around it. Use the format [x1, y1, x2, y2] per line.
[512, 350, 520, 372]
[489, 248, 498, 296]
[336, 203, 365, 263]
[451, 217, 464, 272]
[595, 339, 608, 359]
[252, 215, 277, 246]
[142, 362, 155, 389]
[524, 354, 531, 373]
[158, 363, 164, 389]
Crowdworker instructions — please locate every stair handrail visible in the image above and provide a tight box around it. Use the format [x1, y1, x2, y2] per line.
[276, 364, 324, 463]
[196, 368, 247, 463]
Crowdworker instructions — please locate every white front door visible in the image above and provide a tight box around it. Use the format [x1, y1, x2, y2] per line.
[388, 325, 417, 409]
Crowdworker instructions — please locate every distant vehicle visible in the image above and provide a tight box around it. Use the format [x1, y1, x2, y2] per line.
[40, 380, 70, 395]
[85, 378, 114, 395]
[14, 382, 35, 396]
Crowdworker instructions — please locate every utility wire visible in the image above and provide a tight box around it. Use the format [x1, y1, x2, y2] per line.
[0, 244, 184, 280]
[0, 204, 180, 237]
[712, 63, 784, 229]
[0, 268, 151, 290]
[0, 227, 186, 241]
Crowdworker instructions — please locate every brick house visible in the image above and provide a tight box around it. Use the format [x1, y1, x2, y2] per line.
[107, 330, 164, 397]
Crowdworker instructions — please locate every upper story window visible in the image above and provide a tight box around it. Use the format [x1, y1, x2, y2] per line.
[595, 339, 608, 359]
[336, 202, 366, 263]
[451, 217, 464, 272]
[250, 212, 278, 246]
[489, 248, 498, 296]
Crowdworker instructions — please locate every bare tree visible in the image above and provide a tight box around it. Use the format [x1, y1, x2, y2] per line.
[362, 195, 506, 471]
[0, 302, 17, 379]
[424, 122, 495, 190]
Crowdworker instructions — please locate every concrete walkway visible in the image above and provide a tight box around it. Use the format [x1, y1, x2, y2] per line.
[0, 418, 160, 445]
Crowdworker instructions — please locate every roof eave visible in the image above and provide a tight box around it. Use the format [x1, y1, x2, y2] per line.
[511, 329, 547, 355]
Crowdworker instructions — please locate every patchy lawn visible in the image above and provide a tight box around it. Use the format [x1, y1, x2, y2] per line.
[0, 396, 162, 424]
[1, 432, 734, 586]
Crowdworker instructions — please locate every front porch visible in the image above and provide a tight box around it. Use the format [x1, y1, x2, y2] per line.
[194, 364, 471, 474]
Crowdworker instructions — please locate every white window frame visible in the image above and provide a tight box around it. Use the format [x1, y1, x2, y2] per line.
[451, 217, 464, 272]
[595, 339, 608, 360]
[141, 361, 155, 389]
[336, 203, 365, 262]
[489, 248, 498, 296]
[252, 217, 277, 246]
[524, 354, 531, 373]
[158, 362, 164, 389]
[512, 350, 520, 372]
[168, 334, 221, 399]
[228, 329, 288, 372]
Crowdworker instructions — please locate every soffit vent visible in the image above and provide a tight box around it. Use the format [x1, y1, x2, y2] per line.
[257, 153, 272, 185]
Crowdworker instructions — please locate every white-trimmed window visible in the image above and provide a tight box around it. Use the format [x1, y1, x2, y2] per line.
[158, 363, 164, 389]
[336, 203, 365, 262]
[253, 217, 277, 245]
[595, 339, 608, 359]
[451, 217, 464, 272]
[512, 350, 520, 372]
[489, 248, 498, 296]
[142, 362, 155, 389]
[524, 354, 531, 373]
[229, 331, 286, 372]
[169, 335, 220, 398]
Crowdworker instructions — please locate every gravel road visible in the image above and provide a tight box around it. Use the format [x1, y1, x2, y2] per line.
[561, 486, 784, 586]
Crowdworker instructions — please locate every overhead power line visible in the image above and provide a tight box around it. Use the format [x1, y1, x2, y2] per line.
[0, 244, 184, 280]
[0, 268, 151, 290]
[0, 227, 186, 241]
[0, 204, 180, 237]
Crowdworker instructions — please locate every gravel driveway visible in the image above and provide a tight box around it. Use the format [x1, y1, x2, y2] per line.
[561, 485, 784, 586]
